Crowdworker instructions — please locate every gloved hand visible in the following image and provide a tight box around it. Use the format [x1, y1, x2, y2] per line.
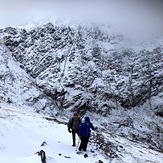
[68, 128, 71, 133]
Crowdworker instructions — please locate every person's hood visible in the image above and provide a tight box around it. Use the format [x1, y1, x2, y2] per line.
[85, 117, 90, 123]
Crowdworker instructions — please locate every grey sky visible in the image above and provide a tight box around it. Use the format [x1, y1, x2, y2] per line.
[0, 0, 107, 27]
[0, 0, 66, 27]
[0, 0, 162, 35]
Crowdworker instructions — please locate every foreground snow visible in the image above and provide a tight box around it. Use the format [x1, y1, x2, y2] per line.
[0, 103, 107, 163]
[0, 103, 163, 163]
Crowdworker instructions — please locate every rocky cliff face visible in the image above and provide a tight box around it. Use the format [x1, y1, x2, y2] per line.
[0, 22, 163, 152]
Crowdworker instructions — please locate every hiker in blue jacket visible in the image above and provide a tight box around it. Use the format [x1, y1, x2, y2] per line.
[79, 116, 96, 151]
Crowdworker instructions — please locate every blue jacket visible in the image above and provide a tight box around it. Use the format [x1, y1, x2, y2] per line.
[79, 117, 96, 137]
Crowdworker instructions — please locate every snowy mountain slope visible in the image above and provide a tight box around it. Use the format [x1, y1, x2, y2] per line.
[0, 40, 60, 114]
[0, 103, 108, 163]
[0, 22, 163, 156]
[1, 23, 163, 111]
[0, 42, 38, 104]
[0, 103, 163, 163]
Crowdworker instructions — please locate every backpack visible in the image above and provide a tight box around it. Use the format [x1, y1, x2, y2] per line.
[69, 116, 81, 130]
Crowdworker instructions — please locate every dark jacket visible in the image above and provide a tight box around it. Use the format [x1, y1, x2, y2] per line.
[79, 117, 96, 137]
[68, 114, 81, 131]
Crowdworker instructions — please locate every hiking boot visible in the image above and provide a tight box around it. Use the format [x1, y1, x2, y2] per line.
[72, 144, 76, 147]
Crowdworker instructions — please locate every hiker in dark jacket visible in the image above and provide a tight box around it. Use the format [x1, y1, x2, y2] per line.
[79, 116, 96, 151]
[67, 112, 81, 146]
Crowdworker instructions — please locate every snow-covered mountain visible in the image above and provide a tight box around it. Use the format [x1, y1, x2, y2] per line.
[0, 21, 163, 162]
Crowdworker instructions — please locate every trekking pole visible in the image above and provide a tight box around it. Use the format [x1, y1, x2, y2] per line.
[76, 137, 81, 152]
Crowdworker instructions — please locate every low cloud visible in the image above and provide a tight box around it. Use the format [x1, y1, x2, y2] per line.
[0, 0, 162, 37]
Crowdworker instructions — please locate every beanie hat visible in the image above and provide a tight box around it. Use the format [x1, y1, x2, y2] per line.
[85, 117, 90, 123]
[73, 112, 78, 116]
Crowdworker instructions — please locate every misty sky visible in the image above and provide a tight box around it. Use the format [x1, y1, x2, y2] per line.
[0, 0, 162, 35]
